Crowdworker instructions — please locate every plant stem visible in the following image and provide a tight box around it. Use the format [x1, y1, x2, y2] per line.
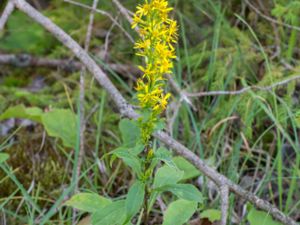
[143, 143, 152, 224]
[143, 184, 149, 224]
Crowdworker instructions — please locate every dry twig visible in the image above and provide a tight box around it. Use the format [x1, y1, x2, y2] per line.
[63, 0, 134, 43]
[0, 0, 14, 31]
[185, 75, 300, 97]
[220, 185, 229, 225]
[73, 0, 99, 221]
[4, 1, 299, 224]
[0, 53, 140, 78]
[245, 0, 300, 32]
[75, 0, 99, 194]
[111, 0, 133, 24]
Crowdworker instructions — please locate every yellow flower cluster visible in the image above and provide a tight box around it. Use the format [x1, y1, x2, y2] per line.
[133, 0, 178, 116]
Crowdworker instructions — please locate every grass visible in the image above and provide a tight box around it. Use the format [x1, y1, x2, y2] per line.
[0, 0, 300, 224]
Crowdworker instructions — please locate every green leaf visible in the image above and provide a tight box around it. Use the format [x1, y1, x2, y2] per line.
[91, 200, 126, 225]
[0, 153, 9, 164]
[42, 109, 77, 148]
[149, 165, 183, 212]
[154, 118, 166, 132]
[154, 147, 176, 168]
[125, 180, 145, 221]
[200, 209, 221, 222]
[119, 119, 141, 147]
[111, 148, 143, 176]
[247, 208, 283, 225]
[64, 193, 111, 213]
[130, 144, 145, 155]
[0, 104, 43, 123]
[153, 165, 184, 189]
[0, 106, 78, 148]
[160, 184, 203, 203]
[162, 199, 197, 225]
[173, 156, 201, 180]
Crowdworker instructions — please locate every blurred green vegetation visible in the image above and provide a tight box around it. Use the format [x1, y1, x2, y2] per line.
[0, 0, 300, 224]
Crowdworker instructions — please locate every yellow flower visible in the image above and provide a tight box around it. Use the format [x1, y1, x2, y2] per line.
[152, 0, 173, 14]
[166, 19, 178, 43]
[132, 0, 178, 141]
[138, 65, 156, 80]
[153, 93, 171, 112]
[134, 39, 151, 50]
[135, 78, 146, 91]
[136, 2, 152, 16]
[160, 93, 171, 109]
[137, 88, 163, 108]
[159, 59, 173, 74]
[132, 14, 143, 29]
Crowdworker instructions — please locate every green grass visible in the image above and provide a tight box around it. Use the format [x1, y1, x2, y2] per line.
[1, 0, 300, 224]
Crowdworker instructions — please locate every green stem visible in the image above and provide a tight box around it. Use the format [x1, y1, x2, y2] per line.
[143, 184, 149, 224]
[142, 143, 153, 224]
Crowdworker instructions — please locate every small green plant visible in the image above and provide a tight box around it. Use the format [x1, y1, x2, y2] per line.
[65, 0, 203, 224]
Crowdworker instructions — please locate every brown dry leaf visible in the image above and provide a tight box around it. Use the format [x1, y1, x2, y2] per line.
[189, 218, 216, 225]
[77, 216, 91, 225]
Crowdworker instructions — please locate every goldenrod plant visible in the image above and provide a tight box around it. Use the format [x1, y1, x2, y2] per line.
[133, 0, 177, 143]
[65, 1, 203, 224]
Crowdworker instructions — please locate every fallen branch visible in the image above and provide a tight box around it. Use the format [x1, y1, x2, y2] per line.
[111, 0, 133, 24]
[220, 185, 229, 225]
[76, 0, 99, 197]
[63, 0, 134, 43]
[245, 0, 300, 32]
[0, 53, 140, 78]
[1, 53, 299, 101]
[4, 1, 298, 224]
[184, 75, 300, 97]
[73, 0, 99, 222]
[0, 1, 14, 31]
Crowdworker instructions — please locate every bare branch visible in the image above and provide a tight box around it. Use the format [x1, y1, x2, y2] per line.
[220, 185, 229, 225]
[83, 0, 98, 52]
[245, 0, 300, 32]
[0, 53, 140, 77]
[9, 1, 298, 224]
[12, 0, 136, 118]
[63, 0, 134, 43]
[76, 0, 99, 196]
[155, 131, 297, 225]
[72, 0, 99, 221]
[165, 73, 196, 110]
[185, 75, 300, 97]
[0, 1, 15, 31]
[111, 0, 133, 24]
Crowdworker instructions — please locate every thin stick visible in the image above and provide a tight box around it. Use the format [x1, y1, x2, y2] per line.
[0, 53, 140, 76]
[12, 0, 136, 117]
[0, 1, 14, 31]
[1, 53, 299, 100]
[63, 0, 134, 43]
[75, 0, 99, 193]
[10, 1, 298, 224]
[111, 0, 133, 24]
[73, 0, 99, 222]
[245, 0, 300, 32]
[220, 185, 229, 225]
[185, 75, 300, 97]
